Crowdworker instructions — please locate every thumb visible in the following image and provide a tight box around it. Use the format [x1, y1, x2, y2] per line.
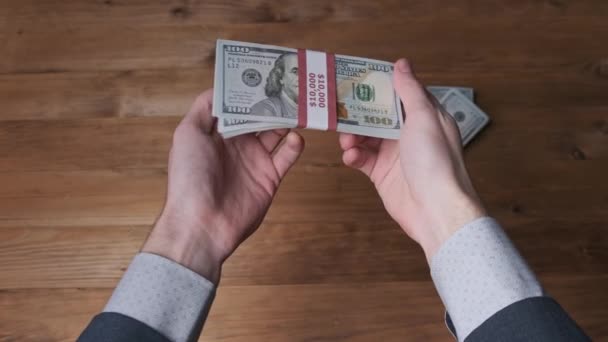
[183, 89, 215, 134]
[272, 132, 305, 179]
[393, 59, 435, 121]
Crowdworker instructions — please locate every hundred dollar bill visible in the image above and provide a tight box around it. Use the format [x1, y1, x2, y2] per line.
[213, 39, 404, 139]
[439, 89, 490, 146]
[427, 86, 474, 102]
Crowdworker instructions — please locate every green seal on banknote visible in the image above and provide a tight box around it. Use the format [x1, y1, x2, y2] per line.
[355, 83, 375, 102]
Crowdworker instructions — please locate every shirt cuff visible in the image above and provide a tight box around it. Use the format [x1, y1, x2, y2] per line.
[104, 252, 216, 342]
[430, 217, 544, 341]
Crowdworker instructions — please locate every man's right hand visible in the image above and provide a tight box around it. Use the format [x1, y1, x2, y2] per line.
[339, 59, 486, 262]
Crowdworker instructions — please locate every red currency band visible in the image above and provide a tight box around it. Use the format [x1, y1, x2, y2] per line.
[297, 49, 308, 128]
[296, 49, 337, 131]
[326, 53, 337, 131]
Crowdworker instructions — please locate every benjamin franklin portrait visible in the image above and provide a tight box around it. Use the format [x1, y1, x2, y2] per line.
[250, 53, 298, 119]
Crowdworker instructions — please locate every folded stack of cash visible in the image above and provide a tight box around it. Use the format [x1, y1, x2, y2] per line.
[213, 39, 489, 145]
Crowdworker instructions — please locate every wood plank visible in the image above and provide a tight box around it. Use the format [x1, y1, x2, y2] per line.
[0, 288, 109, 342]
[3, 183, 600, 226]
[0, 113, 606, 176]
[0, 226, 148, 289]
[2, 16, 607, 73]
[0, 69, 211, 120]
[0, 188, 604, 228]
[1, 276, 606, 341]
[1, 160, 605, 203]
[0, 217, 605, 289]
[0, 160, 606, 199]
[4, 0, 608, 29]
[0, 117, 176, 172]
[0, 158, 607, 227]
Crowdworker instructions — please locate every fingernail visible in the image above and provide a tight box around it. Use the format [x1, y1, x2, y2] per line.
[396, 58, 411, 73]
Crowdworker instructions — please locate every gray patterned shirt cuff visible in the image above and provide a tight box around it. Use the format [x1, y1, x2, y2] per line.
[430, 216, 544, 341]
[104, 252, 216, 342]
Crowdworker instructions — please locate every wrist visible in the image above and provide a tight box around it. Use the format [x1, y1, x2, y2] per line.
[142, 211, 224, 284]
[417, 193, 486, 263]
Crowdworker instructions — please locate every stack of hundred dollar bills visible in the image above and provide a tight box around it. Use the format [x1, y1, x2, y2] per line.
[213, 39, 489, 145]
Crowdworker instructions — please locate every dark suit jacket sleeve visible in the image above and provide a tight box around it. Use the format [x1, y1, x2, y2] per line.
[77, 312, 172, 342]
[460, 297, 591, 342]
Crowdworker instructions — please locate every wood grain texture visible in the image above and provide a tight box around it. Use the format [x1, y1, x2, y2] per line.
[0, 218, 606, 290]
[0, 0, 607, 341]
[2, 17, 607, 74]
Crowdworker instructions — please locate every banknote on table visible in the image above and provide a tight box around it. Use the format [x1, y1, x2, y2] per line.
[213, 39, 403, 139]
[213, 39, 489, 144]
[427, 86, 474, 102]
[439, 89, 490, 146]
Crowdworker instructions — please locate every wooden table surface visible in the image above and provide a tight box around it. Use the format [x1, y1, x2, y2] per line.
[1, 1, 607, 341]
